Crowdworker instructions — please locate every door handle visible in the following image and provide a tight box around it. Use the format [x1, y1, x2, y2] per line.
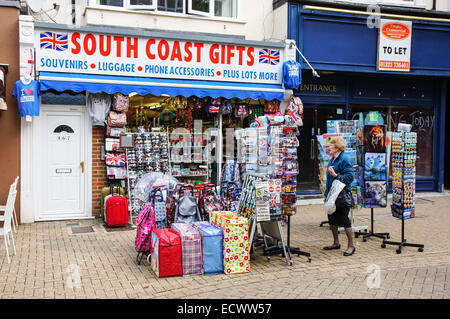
[310, 139, 315, 160]
[80, 161, 85, 173]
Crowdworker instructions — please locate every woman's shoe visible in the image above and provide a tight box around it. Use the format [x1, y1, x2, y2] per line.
[343, 247, 356, 256]
[323, 244, 341, 250]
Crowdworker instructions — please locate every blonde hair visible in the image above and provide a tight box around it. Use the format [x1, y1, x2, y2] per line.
[330, 136, 346, 152]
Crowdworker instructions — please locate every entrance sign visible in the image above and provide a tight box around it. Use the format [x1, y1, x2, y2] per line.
[35, 28, 283, 84]
[377, 19, 412, 72]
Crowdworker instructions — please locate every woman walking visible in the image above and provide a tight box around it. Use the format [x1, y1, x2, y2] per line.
[323, 136, 356, 256]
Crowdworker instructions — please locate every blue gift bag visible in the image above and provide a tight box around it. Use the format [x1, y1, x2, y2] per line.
[192, 221, 224, 275]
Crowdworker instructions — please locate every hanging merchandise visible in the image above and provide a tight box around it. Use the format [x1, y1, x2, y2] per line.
[282, 59, 301, 89]
[286, 96, 304, 127]
[106, 110, 128, 127]
[205, 97, 222, 113]
[105, 137, 121, 151]
[263, 99, 280, 115]
[106, 126, 126, 137]
[234, 103, 248, 119]
[12, 78, 42, 117]
[220, 99, 233, 115]
[87, 92, 111, 126]
[112, 92, 129, 112]
[105, 152, 126, 167]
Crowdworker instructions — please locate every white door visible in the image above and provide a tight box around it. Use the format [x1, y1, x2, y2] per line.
[36, 105, 90, 220]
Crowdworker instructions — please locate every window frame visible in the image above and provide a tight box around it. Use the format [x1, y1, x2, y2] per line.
[90, 0, 241, 20]
[187, 0, 214, 17]
[124, 0, 157, 10]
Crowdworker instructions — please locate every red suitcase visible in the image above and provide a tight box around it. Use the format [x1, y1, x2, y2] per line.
[105, 195, 129, 227]
[151, 229, 182, 278]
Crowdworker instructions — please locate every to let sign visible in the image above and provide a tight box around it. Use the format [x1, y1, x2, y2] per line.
[377, 19, 412, 72]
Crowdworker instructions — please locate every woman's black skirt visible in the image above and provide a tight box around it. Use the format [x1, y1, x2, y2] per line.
[328, 205, 351, 228]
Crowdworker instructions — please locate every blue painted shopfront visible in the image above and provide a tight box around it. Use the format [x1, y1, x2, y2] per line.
[287, 3, 449, 193]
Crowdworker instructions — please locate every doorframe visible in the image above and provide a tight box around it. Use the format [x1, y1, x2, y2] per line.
[20, 103, 93, 222]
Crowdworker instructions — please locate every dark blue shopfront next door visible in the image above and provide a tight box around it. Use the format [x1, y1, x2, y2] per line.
[287, 2, 450, 193]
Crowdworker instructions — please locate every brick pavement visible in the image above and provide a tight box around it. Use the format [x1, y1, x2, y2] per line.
[1, 192, 450, 299]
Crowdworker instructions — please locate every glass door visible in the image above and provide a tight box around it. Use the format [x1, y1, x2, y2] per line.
[297, 105, 345, 192]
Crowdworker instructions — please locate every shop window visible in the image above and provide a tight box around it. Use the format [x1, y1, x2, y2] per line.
[350, 105, 434, 177]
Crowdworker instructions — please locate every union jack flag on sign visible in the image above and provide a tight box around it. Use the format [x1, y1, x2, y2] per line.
[106, 153, 126, 167]
[259, 49, 280, 65]
[40, 32, 69, 51]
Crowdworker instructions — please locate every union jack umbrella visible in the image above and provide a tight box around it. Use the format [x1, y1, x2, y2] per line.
[289, 100, 301, 124]
[106, 153, 126, 167]
[40, 32, 69, 51]
[259, 49, 280, 65]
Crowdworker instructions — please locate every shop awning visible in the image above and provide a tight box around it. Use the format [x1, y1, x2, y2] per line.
[39, 72, 285, 101]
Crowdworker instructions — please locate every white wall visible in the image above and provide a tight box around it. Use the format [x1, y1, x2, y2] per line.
[29, 0, 289, 42]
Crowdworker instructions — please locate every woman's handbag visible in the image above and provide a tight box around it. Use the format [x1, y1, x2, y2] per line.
[335, 175, 355, 208]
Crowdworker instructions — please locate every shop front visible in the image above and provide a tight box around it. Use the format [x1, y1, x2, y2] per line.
[287, 2, 449, 193]
[20, 22, 293, 222]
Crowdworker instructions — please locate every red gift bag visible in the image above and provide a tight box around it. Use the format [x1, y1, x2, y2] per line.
[151, 229, 182, 278]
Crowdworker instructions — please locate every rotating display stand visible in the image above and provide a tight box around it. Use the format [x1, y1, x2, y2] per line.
[382, 131, 423, 254]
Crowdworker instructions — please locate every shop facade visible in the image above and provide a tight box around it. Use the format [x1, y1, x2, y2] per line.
[19, 21, 293, 222]
[284, 1, 449, 193]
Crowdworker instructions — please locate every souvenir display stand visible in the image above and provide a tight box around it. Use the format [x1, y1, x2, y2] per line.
[237, 173, 293, 266]
[382, 131, 424, 254]
[317, 121, 368, 233]
[237, 123, 311, 265]
[352, 112, 390, 242]
[125, 129, 170, 217]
